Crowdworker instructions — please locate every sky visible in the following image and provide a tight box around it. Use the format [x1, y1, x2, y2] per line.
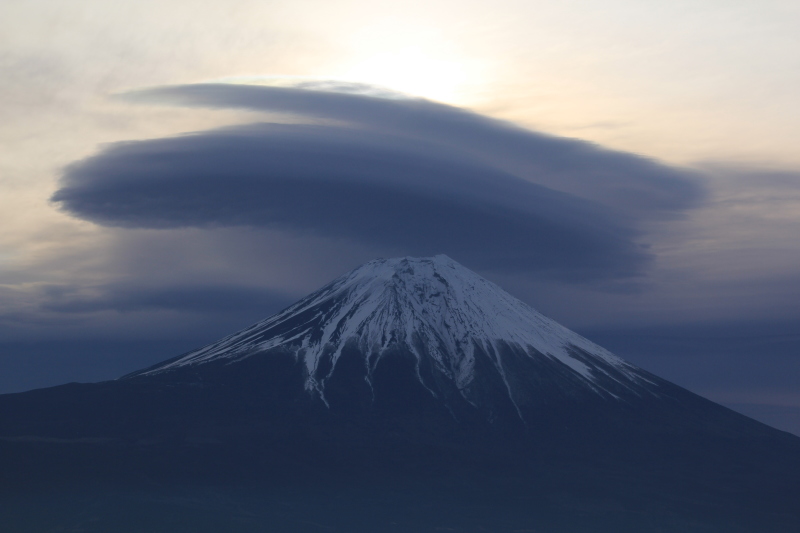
[1, 0, 799, 435]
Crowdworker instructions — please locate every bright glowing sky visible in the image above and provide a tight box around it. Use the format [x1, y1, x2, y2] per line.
[1, 0, 799, 434]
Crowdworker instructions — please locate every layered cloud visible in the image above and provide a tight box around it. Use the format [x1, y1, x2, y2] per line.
[53, 83, 705, 282]
[121, 82, 703, 219]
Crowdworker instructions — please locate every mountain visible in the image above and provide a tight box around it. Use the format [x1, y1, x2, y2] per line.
[129, 254, 660, 421]
[2, 255, 799, 533]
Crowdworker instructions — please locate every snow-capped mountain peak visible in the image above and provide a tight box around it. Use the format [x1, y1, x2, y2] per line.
[135, 255, 657, 416]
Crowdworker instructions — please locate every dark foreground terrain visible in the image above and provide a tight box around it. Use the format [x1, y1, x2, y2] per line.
[2, 354, 799, 533]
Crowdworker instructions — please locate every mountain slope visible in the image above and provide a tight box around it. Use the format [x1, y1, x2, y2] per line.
[2, 255, 800, 532]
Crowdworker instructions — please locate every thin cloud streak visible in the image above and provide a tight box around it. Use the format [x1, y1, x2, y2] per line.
[40, 283, 294, 316]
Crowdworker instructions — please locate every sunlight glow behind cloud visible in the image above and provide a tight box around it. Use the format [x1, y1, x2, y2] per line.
[337, 48, 470, 103]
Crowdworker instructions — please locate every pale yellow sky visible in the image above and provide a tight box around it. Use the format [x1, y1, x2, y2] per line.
[2, 0, 799, 165]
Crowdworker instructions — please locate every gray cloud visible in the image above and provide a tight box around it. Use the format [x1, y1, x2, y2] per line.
[580, 319, 800, 436]
[53, 83, 706, 282]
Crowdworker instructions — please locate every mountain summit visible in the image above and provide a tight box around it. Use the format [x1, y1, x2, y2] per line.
[130, 255, 658, 424]
[3, 256, 800, 533]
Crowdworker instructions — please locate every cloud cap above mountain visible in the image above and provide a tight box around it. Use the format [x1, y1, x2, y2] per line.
[53, 83, 706, 282]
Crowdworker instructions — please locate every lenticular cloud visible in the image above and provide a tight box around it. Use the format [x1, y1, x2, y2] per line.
[53, 82, 706, 282]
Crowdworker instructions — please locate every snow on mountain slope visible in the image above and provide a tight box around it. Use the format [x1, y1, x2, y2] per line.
[135, 255, 658, 410]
